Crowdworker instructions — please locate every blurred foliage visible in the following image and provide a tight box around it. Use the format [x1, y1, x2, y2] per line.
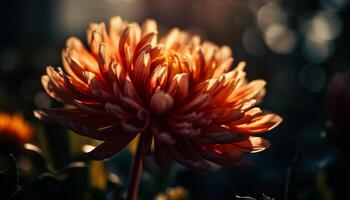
[0, 154, 18, 199]
[310, 170, 334, 200]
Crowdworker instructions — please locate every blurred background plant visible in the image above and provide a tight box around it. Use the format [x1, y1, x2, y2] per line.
[0, 0, 349, 199]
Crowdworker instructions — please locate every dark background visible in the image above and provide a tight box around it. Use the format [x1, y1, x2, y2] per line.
[0, 0, 349, 199]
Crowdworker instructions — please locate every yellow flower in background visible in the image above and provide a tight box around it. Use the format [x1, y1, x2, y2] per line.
[0, 112, 33, 150]
[154, 186, 189, 200]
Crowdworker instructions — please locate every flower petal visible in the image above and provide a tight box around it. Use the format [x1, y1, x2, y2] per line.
[167, 140, 209, 171]
[196, 125, 247, 144]
[86, 131, 137, 160]
[150, 90, 174, 115]
[33, 109, 116, 140]
[193, 143, 247, 166]
[232, 112, 283, 134]
[141, 19, 158, 37]
[232, 136, 270, 153]
[228, 80, 266, 103]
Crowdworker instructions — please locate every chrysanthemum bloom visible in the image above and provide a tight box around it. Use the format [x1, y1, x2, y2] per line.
[0, 112, 33, 152]
[34, 16, 282, 199]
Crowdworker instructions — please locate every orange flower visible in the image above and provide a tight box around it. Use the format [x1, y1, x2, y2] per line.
[0, 112, 33, 150]
[34, 16, 282, 169]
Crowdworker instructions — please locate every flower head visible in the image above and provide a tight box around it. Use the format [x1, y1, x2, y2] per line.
[34, 16, 282, 170]
[0, 112, 33, 151]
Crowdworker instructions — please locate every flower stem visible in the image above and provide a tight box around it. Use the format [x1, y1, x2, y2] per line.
[126, 132, 148, 200]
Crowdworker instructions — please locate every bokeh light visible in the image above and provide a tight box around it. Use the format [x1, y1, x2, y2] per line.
[302, 10, 342, 63]
[264, 24, 297, 54]
[257, 2, 287, 32]
[304, 11, 342, 43]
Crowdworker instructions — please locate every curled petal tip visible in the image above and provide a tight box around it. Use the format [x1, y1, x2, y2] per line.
[33, 110, 44, 120]
[156, 132, 176, 145]
[150, 90, 174, 115]
[267, 114, 283, 131]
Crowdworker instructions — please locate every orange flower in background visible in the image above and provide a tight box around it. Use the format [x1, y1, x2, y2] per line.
[0, 112, 33, 150]
[34, 16, 282, 169]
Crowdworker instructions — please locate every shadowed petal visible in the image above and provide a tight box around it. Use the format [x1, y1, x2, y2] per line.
[154, 139, 172, 172]
[167, 140, 209, 171]
[232, 136, 270, 153]
[195, 125, 248, 144]
[150, 90, 174, 115]
[86, 131, 138, 160]
[193, 143, 247, 166]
